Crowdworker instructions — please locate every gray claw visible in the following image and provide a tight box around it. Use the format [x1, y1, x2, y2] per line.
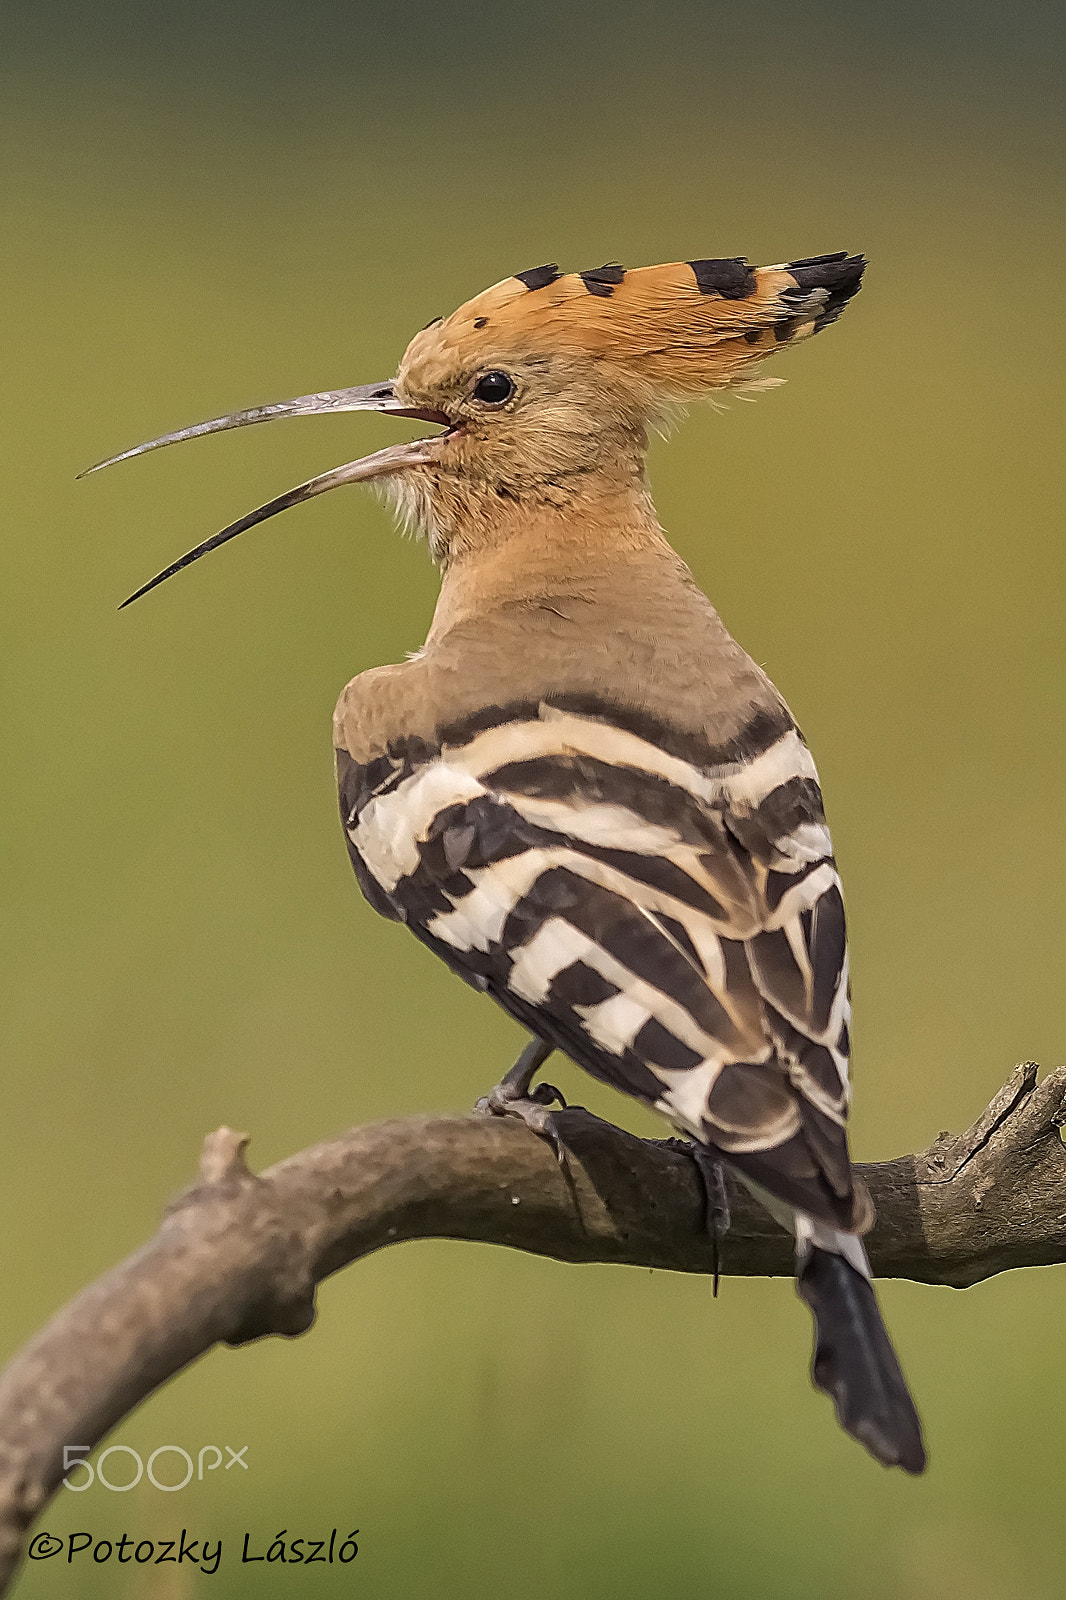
[664, 1137, 732, 1294]
[475, 1040, 568, 1164]
[476, 1088, 566, 1164]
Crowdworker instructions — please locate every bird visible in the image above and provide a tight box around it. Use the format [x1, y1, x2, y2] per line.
[85, 250, 926, 1474]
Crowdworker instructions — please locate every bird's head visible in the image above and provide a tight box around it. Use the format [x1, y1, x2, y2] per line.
[86, 253, 864, 603]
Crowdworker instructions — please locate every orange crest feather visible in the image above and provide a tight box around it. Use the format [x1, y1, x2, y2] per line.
[408, 253, 865, 401]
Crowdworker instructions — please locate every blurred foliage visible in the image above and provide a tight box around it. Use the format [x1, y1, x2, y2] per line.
[1, 1, 1064, 1595]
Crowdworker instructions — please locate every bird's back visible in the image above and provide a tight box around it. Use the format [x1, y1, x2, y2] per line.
[335, 536, 861, 1233]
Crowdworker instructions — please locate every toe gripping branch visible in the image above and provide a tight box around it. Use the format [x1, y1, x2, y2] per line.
[664, 1138, 732, 1294]
[474, 1038, 570, 1162]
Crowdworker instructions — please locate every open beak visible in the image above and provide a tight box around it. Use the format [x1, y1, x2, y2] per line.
[80, 382, 450, 607]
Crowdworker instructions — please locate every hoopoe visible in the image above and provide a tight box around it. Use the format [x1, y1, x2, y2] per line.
[88, 251, 926, 1473]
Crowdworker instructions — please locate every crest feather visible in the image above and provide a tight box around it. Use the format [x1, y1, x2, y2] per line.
[414, 252, 864, 400]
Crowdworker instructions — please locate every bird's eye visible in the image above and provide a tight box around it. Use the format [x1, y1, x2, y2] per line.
[472, 371, 515, 405]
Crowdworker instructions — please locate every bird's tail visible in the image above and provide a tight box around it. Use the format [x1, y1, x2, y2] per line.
[795, 1228, 926, 1475]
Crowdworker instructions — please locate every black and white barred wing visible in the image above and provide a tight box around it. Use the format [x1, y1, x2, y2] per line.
[339, 706, 862, 1231]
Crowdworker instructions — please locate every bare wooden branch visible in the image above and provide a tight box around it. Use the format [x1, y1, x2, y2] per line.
[0, 1061, 1064, 1593]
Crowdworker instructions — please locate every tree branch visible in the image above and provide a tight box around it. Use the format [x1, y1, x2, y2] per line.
[0, 1061, 1064, 1592]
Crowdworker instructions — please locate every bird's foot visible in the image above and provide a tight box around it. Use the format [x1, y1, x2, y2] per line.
[474, 1038, 568, 1163]
[665, 1137, 732, 1294]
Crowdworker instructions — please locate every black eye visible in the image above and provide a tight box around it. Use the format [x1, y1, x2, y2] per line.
[472, 371, 515, 405]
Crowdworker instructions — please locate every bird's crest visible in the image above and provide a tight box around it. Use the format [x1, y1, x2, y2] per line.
[403, 252, 865, 402]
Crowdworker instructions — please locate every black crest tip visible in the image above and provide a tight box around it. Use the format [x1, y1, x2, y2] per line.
[579, 263, 627, 297]
[514, 263, 561, 291]
[689, 258, 757, 299]
[777, 252, 866, 332]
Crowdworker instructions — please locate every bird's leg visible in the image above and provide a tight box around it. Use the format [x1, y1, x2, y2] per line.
[474, 1037, 568, 1161]
[665, 1137, 732, 1295]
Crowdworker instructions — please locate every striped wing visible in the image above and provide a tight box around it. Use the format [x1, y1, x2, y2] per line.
[338, 704, 860, 1230]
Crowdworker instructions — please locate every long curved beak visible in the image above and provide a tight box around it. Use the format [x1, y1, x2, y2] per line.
[80, 382, 450, 607]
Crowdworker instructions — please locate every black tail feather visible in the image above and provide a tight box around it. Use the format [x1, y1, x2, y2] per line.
[797, 1247, 926, 1474]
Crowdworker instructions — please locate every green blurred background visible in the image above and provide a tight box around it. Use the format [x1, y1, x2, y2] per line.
[2, 1, 1064, 1594]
